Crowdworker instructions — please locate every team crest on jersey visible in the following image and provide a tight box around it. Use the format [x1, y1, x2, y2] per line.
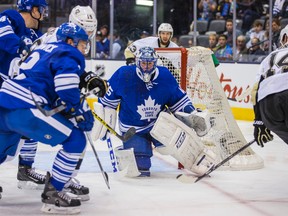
[137, 96, 161, 122]
[129, 45, 137, 53]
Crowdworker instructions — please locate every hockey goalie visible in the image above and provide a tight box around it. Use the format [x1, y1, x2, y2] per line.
[151, 111, 216, 176]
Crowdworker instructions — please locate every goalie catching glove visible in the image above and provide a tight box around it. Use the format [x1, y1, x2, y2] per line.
[79, 71, 107, 97]
[174, 109, 212, 137]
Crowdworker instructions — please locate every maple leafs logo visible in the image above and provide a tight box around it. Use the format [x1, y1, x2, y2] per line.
[137, 96, 161, 122]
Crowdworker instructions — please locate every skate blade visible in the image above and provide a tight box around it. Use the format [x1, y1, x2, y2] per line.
[18, 181, 45, 190]
[41, 203, 81, 214]
[65, 192, 90, 202]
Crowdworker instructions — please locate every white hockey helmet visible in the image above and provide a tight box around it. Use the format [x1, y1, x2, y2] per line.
[158, 23, 173, 39]
[69, 5, 98, 39]
[279, 25, 288, 47]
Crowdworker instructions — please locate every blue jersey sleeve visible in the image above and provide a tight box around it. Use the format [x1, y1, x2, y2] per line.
[51, 44, 86, 110]
[98, 67, 123, 109]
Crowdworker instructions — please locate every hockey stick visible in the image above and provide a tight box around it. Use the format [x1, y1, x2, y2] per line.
[177, 139, 256, 183]
[91, 110, 136, 142]
[85, 132, 110, 189]
[106, 135, 118, 172]
[30, 90, 136, 142]
[227, 85, 253, 102]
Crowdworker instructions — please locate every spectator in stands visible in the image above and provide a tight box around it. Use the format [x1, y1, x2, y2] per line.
[235, 35, 248, 62]
[217, 0, 233, 20]
[99, 24, 109, 45]
[273, 0, 288, 19]
[111, 30, 125, 59]
[263, 18, 282, 51]
[140, 30, 150, 38]
[208, 33, 218, 51]
[246, 20, 266, 49]
[96, 30, 110, 59]
[248, 37, 266, 62]
[223, 19, 243, 47]
[197, 0, 217, 22]
[171, 36, 179, 45]
[237, 2, 261, 34]
[214, 34, 233, 60]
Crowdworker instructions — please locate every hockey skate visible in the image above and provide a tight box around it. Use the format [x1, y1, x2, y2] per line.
[0, 186, 2, 199]
[41, 172, 81, 214]
[63, 178, 90, 201]
[17, 164, 45, 190]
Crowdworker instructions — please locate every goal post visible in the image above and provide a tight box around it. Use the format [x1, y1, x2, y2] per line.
[155, 47, 264, 170]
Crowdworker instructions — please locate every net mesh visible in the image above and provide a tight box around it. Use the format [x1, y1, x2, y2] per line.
[155, 47, 263, 170]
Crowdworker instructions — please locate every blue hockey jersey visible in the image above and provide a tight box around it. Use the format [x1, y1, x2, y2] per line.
[0, 41, 86, 111]
[0, 9, 42, 83]
[99, 65, 195, 134]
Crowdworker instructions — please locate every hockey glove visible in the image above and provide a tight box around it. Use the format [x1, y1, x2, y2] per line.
[74, 99, 94, 131]
[126, 58, 136, 66]
[79, 71, 108, 97]
[18, 36, 33, 58]
[253, 120, 273, 147]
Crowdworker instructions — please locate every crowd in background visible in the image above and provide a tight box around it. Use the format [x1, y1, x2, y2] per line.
[1, 0, 287, 62]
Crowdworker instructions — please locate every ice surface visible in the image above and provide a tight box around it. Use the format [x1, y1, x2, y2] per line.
[1, 120, 288, 216]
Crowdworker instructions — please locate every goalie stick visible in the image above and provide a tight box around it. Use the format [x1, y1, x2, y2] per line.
[177, 139, 256, 183]
[85, 132, 110, 189]
[91, 110, 136, 142]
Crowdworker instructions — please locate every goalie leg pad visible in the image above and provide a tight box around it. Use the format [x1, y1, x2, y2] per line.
[174, 109, 211, 137]
[114, 146, 141, 177]
[123, 133, 153, 171]
[191, 148, 216, 176]
[92, 102, 116, 141]
[150, 112, 215, 174]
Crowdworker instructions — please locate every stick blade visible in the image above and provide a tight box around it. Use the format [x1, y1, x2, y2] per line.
[176, 174, 198, 184]
[122, 127, 136, 142]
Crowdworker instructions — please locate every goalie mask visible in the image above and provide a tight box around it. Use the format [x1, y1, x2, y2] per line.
[136, 46, 158, 83]
[279, 25, 288, 48]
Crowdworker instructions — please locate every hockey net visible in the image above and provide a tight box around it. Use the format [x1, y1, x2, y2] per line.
[155, 47, 263, 170]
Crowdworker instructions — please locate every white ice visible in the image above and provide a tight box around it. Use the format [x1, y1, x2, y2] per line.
[0, 120, 288, 216]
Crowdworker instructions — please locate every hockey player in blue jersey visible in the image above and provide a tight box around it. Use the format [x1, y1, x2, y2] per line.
[0, 22, 106, 213]
[13, 5, 98, 201]
[0, 0, 49, 191]
[93, 46, 216, 177]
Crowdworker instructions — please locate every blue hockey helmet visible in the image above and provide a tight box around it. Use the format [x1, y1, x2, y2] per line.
[17, 0, 48, 11]
[17, 0, 48, 17]
[56, 22, 89, 47]
[136, 46, 158, 83]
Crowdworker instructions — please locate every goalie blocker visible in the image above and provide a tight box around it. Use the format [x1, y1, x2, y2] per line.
[150, 112, 216, 176]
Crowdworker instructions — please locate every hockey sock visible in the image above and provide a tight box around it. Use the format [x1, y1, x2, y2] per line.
[19, 139, 38, 167]
[51, 149, 81, 191]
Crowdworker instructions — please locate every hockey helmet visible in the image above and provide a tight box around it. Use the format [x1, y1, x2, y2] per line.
[280, 25, 288, 47]
[17, 0, 48, 17]
[56, 22, 89, 47]
[136, 46, 158, 83]
[158, 23, 173, 39]
[69, 5, 98, 39]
